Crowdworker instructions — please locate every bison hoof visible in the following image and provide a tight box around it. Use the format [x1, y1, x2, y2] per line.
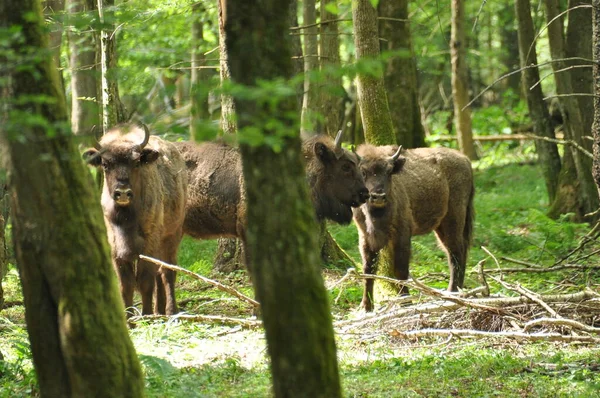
[360, 300, 374, 313]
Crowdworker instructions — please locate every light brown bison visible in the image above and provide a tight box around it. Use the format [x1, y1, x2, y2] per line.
[83, 124, 187, 316]
[353, 144, 474, 311]
[174, 132, 369, 266]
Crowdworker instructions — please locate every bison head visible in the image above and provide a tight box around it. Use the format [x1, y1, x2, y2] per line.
[356, 144, 406, 211]
[83, 124, 159, 208]
[304, 131, 369, 224]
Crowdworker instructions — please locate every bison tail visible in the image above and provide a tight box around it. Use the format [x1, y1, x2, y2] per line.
[463, 179, 475, 252]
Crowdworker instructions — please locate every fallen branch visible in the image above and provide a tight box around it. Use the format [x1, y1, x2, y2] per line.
[489, 276, 561, 318]
[139, 255, 260, 309]
[128, 313, 262, 329]
[394, 328, 600, 343]
[524, 317, 600, 334]
[482, 263, 600, 274]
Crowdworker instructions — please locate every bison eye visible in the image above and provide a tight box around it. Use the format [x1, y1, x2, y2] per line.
[342, 163, 353, 173]
[102, 162, 111, 171]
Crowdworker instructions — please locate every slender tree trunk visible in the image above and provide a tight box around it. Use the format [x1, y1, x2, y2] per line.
[515, 0, 562, 202]
[544, 0, 598, 217]
[68, 0, 99, 144]
[300, 0, 319, 136]
[499, 0, 522, 97]
[97, 0, 125, 131]
[352, 0, 398, 298]
[289, 0, 304, 110]
[319, 0, 343, 137]
[190, 3, 210, 140]
[451, 0, 477, 159]
[0, 0, 143, 395]
[352, 0, 395, 145]
[0, 213, 5, 309]
[44, 0, 66, 92]
[225, 1, 342, 396]
[214, 0, 243, 273]
[378, 0, 425, 148]
[592, 0, 600, 199]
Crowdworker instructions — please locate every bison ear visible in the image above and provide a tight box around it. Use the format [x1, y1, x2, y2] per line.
[82, 148, 101, 167]
[314, 142, 335, 163]
[392, 156, 406, 174]
[140, 148, 160, 164]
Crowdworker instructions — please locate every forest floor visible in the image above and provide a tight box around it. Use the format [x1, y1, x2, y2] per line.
[2, 147, 600, 397]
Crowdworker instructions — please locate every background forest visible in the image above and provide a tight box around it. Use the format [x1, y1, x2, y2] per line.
[2, 0, 600, 397]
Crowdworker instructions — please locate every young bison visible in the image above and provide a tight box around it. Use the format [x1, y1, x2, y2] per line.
[353, 144, 474, 311]
[83, 124, 187, 316]
[174, 132, 369, 266]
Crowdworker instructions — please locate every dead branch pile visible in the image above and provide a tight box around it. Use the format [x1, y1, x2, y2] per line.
[334, 266, 600, 344]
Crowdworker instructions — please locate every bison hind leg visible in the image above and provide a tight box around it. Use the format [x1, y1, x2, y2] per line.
[434, 218, 468, 291]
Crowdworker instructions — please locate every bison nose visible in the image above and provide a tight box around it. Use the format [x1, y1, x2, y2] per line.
[113, 188, 133, 205]
[370, 192, 386, 200]
[359, 187, 370, 203]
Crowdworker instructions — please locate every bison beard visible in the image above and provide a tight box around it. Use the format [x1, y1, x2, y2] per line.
[353, 144, 475, 312]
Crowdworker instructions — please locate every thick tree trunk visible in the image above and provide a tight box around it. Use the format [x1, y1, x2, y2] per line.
[68, 0, 99, 144]
[0, 0, 143, 396]
[499, 0, 522, 97]
[515, 0, 562, 202]
[451, 0, 477, 160]
[300, 0, 319, 136]
[544, 0, 598, 217]
[97, 0, 125, 130]
[352, 0, 395, 145]
[190, 3, 210, 140]
[591, 0, 600, 199]
[319, 0, 343, 137]
[224, 1, 342, 396]
[378, 0, 425, 148]
[44, 0, 65, 91]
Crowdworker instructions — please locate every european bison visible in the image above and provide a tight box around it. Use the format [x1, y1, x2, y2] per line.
[83, 124, 187, 316]
[353, 144, 474, 311]
[174, 132, 369, 266]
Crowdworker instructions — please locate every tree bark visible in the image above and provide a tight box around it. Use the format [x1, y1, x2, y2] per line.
[97, 0, 125, 130]
[378, 0, 425, 148]
[544, 0, 598, 217]
[68, 0, 100, 144]
[289, 0, 304, 110]
[499, 0, 522, 97]
[0, 0, 144, 395]
[319, 0, 343, 137]
[190, 2, 210, 140]
[44, 0, 66, 92]
[300, 0, 319, 136]
[591, 0, 600, 199]
[352, 0, 395, 145]
[0, 213, 5, 310]
[515, 0, 562, 202]
[451, 0, 477, 160]
[224, 1, 342, 396]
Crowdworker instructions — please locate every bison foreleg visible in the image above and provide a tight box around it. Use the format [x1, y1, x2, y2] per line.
[136, 260, 156, 315]
[392, 234, 412, 295]
[157, 268, 177, 315]
[360, 247, 379, 312]
[115, 259, 136, 317]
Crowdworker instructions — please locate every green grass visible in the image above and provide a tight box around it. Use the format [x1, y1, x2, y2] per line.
[2, 144, 600, 397]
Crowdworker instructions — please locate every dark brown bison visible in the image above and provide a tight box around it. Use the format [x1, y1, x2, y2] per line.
[352, 144, 474, 311]
[83, 124, 187, 316]
[174, 132, 369, 265]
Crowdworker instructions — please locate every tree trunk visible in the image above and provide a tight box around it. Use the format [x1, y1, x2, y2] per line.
[0, 213, 5, 310]
[300, 0, 319, 136]
[544, 0, 598, 217]
[352, 0, 395, 145]
[0, 0, 144, 395]
[499, 0, 522, 98]
[515, 0, 562, 202]
[97, 0, 125, 130]
[289, 0, 304, 110]
[190, 2, 210, 140]
[44, 0, 66, 92]
[352, 0, 398, 299]
[319, 0, 343, 137]
[224, 1, 342, 396]
[592, 0, 600, 198]
[68, 0, 100, 144]
[378, 0, 425, 148]
[451, 0, 477, 160]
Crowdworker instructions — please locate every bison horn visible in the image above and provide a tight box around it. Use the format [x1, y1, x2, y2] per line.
[139, 123, 151, 149]
[390, 145, 403, 161]
[334, 130, 343, 158]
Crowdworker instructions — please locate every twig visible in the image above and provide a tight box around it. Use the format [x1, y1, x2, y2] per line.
[556, 221, 600, 265]
[128, 313, 262, 328]
[530, 64, 592, 90]
[395, 328, 600, 343]
[139, 255, 260, 309]
[500, 256, 543, 268]
[524, 317, 600, 333]
[482, 263, 600, 273]
[490, 275, 560, 318]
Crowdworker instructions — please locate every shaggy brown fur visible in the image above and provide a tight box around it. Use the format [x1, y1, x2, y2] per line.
[174, 135, 369, 266]
[84, 124, 187, 316]
[353, 144, 475, 311]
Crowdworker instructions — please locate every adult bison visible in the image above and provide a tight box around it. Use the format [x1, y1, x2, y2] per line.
[353, 144, 474, 311]
[174, 132, 369, 266]
[83, 124, 187, 316]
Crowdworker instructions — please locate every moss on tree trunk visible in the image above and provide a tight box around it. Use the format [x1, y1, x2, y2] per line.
[1, 0, 143, 396]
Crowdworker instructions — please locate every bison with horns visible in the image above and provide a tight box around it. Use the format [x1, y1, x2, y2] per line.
[83, 124, 187, 316]
[174, 132, 369, 267]
[353, 144, 475, 311]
